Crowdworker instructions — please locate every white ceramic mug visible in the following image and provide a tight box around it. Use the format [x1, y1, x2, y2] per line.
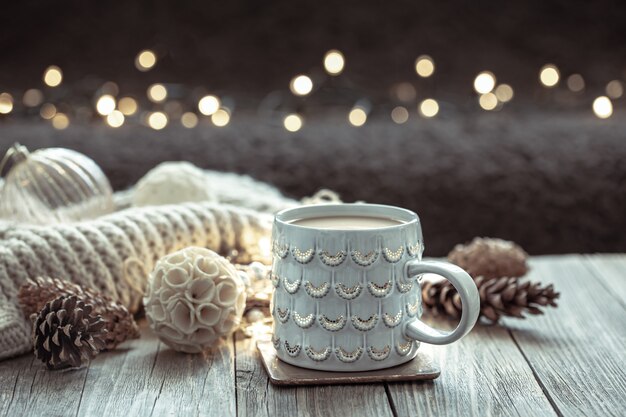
[270, 204, 480, 371]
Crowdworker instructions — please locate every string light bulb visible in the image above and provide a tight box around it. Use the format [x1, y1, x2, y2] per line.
[479, 93, 498, 110]
[118, 97, 138, 115]
[40, 103, 56, 119]
[51, 113, 69, 129]
[198, 95, 220, 115]
[0, 93, 13, 114]
[592, 96, 613, 119]
[283, 114, 303, 132]
[415, 55, 435, 78]
[391, 106, 409, 124]
[148, 111, 168, 129]
[96, 95, 116, 116]
[539, 64, 560, 87]
[43, 66, 63, 87]
[135, 50, 157, 71]
[211, 109, 230, 127]
[419, 98, 439, 118]
[290, 75, 313, 96]
[494, 84, 514, 102]
[106, 110, 125, 128]
[324, 50, 345, 75]
[181, 112, 198, 128]
[147, 84, 167, 103]
[474, 72, 496, 94]
[348, 107, 367, 127]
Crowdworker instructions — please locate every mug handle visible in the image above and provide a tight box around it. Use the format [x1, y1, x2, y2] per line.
[403, 260, 480, 345]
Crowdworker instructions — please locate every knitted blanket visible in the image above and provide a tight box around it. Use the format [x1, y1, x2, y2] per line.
[0, 166, 307, 361]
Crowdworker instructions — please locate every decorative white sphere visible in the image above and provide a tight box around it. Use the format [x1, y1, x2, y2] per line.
[144, 246, 246, 353]
[133, 161, 216, 207]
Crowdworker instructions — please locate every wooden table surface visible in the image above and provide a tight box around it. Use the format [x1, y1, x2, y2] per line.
[1, 254, 625, 417]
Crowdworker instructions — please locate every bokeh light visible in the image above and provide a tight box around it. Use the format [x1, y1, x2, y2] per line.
[211, 109, 231, 126]
[96, 95, 116, 115]
[135, 50, 156, 71]
[40, 103, 56, 119]
[148, 111, 168, 129]
[393, 82, 416, 102]
[494, 84, 514, 102]
[290, 75, 313, 96]
[539, 64, 560, 87]
[283, 114, 303, 132]
[415, 55, 435, 77]
[324, 50, 345, 75]
[0, 93, 13, 114]
[391, 106, 409, 124]
[198, 95, 220, 115]
[419, 98, 439, 118]
[51, 113, 69, 129]
[606, 80, 623, 99]
[106, 110, 125, 128]
[181, 112, 198, 128]
[474, 72, 496, 94]
[118, 97, 138, 115]
[147, 84, 167, 103]
[348, 107, 367, 127]
[592, 96, 613, 119]
[23, 89, 44, 107]
[567, 74, 585, 92]
[43, 66, 63, 87]
[479, 92, 498, 110]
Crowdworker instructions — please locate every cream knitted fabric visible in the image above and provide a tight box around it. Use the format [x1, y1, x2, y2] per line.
[0, 202, 274, 360]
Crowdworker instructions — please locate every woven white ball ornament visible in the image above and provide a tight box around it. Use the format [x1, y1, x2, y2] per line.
[133, 161, 216, 207]
[144, 246, 246, 353]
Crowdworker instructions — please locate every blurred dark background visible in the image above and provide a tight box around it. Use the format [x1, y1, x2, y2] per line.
[0, 0, 625, 255]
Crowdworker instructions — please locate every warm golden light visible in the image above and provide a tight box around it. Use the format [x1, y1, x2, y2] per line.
[181, 112, 198, 128]
[0, 93, 13, 114]
[592, 96, 613, 119]
[148, 112, 168, 129]
[118, 97, 138, 115]
[391, 106, 409, 124]
[52, 113, 69, 130]
[348, 107, 367, 127]
[474, 72, 496, 94]
[324, 50, 345, 75]
[96, 95, 116, 115]
[290, 75, 313, 96]
[198, 95, 220, 115]
[479, 93, 498, 110]
[539, 64, 560, 87]
[43, 66, 63, 87]
[135, 50, 157, 71]
[566, 74, 585, 92]
[419, 98, 439, 118]
[23, 89, 44, 107]
[211, 109, 231, 127]
[415, 55, 435, 78]
[606, 80, 623, 99]
[40, 103, 56, 119]
[147, 84, 167, 103]
[494, 84, 514, 102]
[283, 114, 303, 132]
[106, 110, 125, 128]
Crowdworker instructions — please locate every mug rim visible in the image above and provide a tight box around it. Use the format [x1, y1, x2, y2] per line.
[275, 203, 419, 232]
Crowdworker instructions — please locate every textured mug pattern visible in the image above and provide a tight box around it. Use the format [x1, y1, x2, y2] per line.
[271, 206, 426, 371]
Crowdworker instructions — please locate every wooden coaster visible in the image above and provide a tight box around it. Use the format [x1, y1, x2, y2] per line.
[257, 341, 440, 386]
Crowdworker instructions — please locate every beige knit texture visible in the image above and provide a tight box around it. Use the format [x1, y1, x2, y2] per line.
[0, 202, 273, 360]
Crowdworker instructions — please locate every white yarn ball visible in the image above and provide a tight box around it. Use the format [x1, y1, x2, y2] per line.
[144, 246, 246, 353]
[133, 161, 216, 207]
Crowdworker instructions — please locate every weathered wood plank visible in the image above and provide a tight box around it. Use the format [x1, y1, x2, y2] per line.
[386, 319, 558, 417]
[506, 255, 626, 417]
[0, 351, 87, 417]
[76, 321, 236, 417]
[234, 335, 394, 417]
[582, 254, 626, 307]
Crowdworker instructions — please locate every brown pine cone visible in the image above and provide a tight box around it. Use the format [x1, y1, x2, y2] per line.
[32, 295, 107, 370]
[422, 276, 560, 323]
[19, 277, 139, 349]
[448, 237, 529, 279]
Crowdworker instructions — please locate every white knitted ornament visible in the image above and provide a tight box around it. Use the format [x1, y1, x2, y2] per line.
[133, 161, 216, 207]
[144, 246, 246, 353]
